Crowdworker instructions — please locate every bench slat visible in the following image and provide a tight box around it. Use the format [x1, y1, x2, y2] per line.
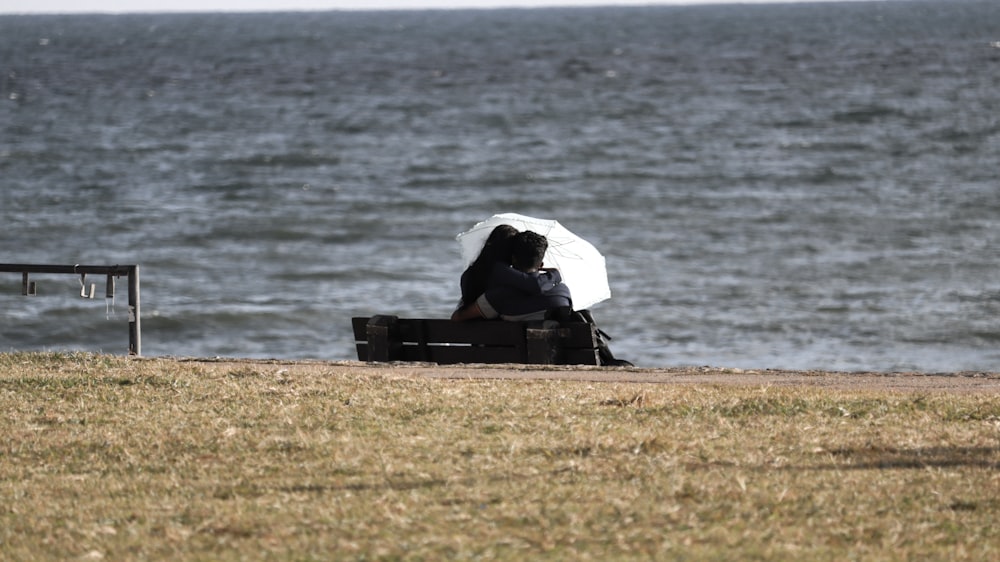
[354, 317, 523, 345]
[354, 317, 598, 347]
[400, 319, 526, 346]
[354, 343, 599, 365]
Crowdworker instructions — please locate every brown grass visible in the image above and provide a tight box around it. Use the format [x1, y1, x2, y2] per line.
[2, 352, 999, 560]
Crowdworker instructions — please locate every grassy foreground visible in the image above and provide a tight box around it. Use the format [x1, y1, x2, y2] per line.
[1, 353, 999, 561]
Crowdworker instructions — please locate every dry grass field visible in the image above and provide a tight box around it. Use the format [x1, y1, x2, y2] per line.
[2, 352, 999, 560]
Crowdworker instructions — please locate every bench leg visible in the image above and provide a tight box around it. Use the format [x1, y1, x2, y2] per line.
[525, 327, 565, 364]
[366, 315, 401, 362]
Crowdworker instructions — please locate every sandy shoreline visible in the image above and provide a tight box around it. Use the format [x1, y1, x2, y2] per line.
[161, 357, 1000, 394]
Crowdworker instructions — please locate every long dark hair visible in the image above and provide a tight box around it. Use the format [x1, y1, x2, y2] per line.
[460, 224, 518, 306]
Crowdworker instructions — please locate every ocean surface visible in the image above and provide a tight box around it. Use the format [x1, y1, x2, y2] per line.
[2, 1, 999, 371]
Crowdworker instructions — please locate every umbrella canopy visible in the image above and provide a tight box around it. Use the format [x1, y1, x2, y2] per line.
[456, 213, 611, 310]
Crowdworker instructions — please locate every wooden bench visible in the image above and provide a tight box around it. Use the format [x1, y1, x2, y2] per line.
[352, 315, 602, 365]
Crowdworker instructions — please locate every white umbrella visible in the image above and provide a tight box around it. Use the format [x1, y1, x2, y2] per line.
[456, 213, 611, 310]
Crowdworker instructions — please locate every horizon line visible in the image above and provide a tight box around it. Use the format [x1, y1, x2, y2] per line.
[0, 0, 890, 17]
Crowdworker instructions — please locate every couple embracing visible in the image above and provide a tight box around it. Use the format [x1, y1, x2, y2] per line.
[451, 224, 631, 366]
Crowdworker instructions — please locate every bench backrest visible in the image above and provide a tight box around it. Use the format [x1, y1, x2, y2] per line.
[352, 315, 601, 365]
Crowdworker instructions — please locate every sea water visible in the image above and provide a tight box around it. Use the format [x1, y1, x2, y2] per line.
[2, 1, 999, 371]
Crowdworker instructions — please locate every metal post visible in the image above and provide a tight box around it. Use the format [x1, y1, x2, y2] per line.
[128, 265, 141, 356]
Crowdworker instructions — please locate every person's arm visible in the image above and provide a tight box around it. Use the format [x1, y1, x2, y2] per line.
[489, 263, 562, 295]
[450, 302, 484, 321]
[538, 268, 562, 291]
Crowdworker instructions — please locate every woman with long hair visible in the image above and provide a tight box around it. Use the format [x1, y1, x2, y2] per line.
[456, 224, 518, 312]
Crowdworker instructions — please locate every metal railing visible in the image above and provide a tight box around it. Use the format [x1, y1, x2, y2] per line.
[1, 263, 141, 355]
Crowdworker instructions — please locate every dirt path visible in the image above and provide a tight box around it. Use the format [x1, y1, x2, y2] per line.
[173, 358, 1000, 393]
